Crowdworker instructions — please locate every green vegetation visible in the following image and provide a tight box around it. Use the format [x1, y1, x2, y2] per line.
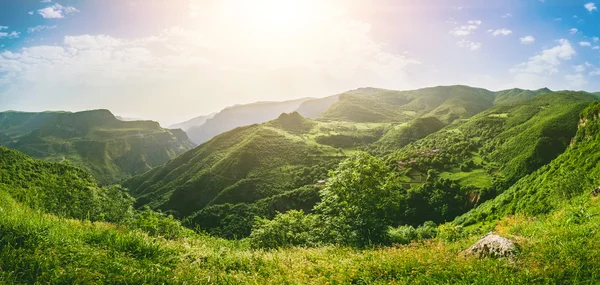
[319, 85, 496, 123]
[3, 149, 600, 283]
[390, 91, 595, 201]
[125, 113, 357, 238]
[4, 85, 600, 283]
[455, 100, 600, 226]
[0, 109, 194, 184]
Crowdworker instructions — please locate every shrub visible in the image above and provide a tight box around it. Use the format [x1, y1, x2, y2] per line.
[416, 221, 438, 239]
[129, 207, 194, 239]
[437, 223, 464, 242]
[387, 225, 417, 245]
[248, 210, 317, 249]
[387, 221, 438, 245]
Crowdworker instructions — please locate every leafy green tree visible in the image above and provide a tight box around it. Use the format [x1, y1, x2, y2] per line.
[315, 152, 403, 246]
[248, 210, 317, 249]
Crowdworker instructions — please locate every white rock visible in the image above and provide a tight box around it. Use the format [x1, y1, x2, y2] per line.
[464, 232, 517, 259]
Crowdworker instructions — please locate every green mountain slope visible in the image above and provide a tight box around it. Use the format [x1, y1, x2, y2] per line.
[5, 93, 600, 284]
[493, 87, 552, 105]
[372, 117, 446, 154]
[0, 109, 194, 184]
[319, 85, 496, 123]
[387, 91, 596, 215]
[124, 112, 390, 237]
[455, 100, 600, 225]
[0, 146, 133, 221]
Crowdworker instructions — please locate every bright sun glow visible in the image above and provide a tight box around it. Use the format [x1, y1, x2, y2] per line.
[221, 0, 333, 40]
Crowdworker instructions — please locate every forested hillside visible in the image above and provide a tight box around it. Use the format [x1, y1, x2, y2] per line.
[2, 92, 600, 283]
[124, 87, 596, 240]
[0, 109, 194, 184]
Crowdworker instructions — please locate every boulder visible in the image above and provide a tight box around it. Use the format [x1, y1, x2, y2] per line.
[464, 232, 517, 259]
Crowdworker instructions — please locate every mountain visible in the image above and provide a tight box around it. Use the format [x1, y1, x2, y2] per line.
[168, 112, 217, 131]
[371, 117, 446, 153]
[295, 94, 340, 118]
[125, 86, 589, 237]
[0, 146, 133, 220]
[493, 87, 552, 105]
[185, 98, 315, 144]
[124, 112, 391, 237]
[0, 109, 195, 184]
[455, 99, 600, 225]
[387, 91, 596, 221]
[179, 85, 556, 145]
[318, 85, 496, 123]
[4, 88, 600, 284]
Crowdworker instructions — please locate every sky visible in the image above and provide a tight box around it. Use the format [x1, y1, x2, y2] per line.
[1, 0, 600, 125]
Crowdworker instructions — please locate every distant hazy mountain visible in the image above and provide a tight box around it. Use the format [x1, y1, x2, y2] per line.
[168, 113, 217, 131]
[0, 109, 194, 184]
[185, 98, 316, 144]
[295, 95, 340, 118]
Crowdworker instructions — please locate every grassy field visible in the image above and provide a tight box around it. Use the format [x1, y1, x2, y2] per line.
[2, 185, 599, 284]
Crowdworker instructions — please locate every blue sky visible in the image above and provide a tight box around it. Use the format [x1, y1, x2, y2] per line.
[1, 0, 600, 124]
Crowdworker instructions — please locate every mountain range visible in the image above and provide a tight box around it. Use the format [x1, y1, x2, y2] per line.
[2, 84, 600, 283]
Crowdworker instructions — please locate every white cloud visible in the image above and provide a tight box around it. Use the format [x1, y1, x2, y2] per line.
[501, 13, 512, 18]
[594, 37, 600, 43]
[565, 73, 588, 88]
[580, 41, 592, 47]
[0, 31, 20, 39]
[593, 46, 600, 50]
[590, 68, 600, 76]
[37, 3, 79, 19]
[28, 11, 34, 15]
[575, 65, 586, 72]
[449, 20, 482, 36]
[41, 0, 52, 2]
[0, 14, 422, 124]
[490, 29, 512, 36]
[27, 25, 57, 33]
[457, 39, 481, 51]
[510, 39, 575, 75]
[570, 28, 578, 34]
[0, 26, 7, 30]
[585, 2, 597, 12]
[520, 36, 536, 44]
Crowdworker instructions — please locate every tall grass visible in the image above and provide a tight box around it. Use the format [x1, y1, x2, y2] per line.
[2, 186, 600, 284]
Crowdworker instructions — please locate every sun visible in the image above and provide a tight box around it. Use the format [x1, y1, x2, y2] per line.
[223, 0, 328, 39]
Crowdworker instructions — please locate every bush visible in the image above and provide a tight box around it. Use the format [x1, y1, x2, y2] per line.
[416, 221, 438, 239]
[437, 223, 464, 242]
[248, 210, 317, 249]
[387, 221, 438, 245]
[128, 207, 194, 239]
[387, 225, 417, 245]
